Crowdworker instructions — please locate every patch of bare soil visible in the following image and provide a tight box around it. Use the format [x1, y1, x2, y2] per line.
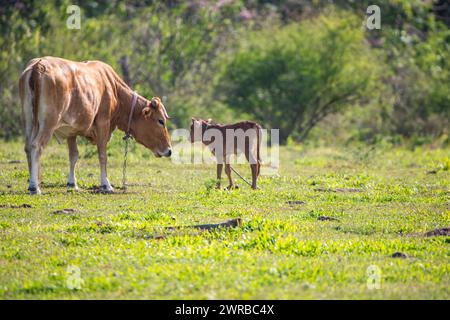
[317, 216, 340, 222]
[286, 200, 306, 206]
[51, 208, 77, 215]
[0, 204, 32, 209]
[314, 188, 363, 193]
[391, 252, 408, 258]
[424, 227, 450, 237]
[167, 218, 243, 231]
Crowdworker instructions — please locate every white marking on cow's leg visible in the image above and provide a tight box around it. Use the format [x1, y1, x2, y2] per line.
[28, 142, 42, 195]
[97, 141, 114, 193]
[28, 105, 57, 195]
[67, 136, 79, 192]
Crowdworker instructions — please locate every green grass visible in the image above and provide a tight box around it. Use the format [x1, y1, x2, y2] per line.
[0, 134, 449, 299]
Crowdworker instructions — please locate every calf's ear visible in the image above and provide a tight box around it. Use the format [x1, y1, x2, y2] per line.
[142, 106, 152, 120]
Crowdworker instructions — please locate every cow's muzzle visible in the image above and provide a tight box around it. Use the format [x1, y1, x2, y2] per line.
[159, 148, 172, 158]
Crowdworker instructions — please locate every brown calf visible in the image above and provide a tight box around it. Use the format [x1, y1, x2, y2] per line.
[190, 118, 262, 189]
[19, 56, 172, 194]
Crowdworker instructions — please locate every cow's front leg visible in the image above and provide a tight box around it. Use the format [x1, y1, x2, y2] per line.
[67, 136, 79, 192]
[96, 131, 114, 193]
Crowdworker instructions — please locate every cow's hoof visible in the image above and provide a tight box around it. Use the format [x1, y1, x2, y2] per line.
[100, 185, 114, 194]
[225, 185, 235, 190]
[66, 183, 79, 192]
[28, 186, 41, 195]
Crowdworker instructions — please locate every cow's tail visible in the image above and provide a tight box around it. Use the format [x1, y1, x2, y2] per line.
[29, 60, 43, 135]
[21, 59, 43, 142]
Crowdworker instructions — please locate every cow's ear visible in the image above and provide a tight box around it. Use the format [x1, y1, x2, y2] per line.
[142, 106, 152, 120]
[150, 97, 159, 110]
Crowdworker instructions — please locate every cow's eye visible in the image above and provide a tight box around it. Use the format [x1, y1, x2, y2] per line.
[158, 119, 165, 126]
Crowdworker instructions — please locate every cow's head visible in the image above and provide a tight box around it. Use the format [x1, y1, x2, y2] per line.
[190, 118, 210, 143]
[133, 97, 172, 157]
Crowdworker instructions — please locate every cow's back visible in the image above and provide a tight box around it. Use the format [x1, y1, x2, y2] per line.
[20, 56, 121, 140]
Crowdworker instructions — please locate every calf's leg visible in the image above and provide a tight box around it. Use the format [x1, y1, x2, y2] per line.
[250, 164, 258, 189]
[225, 164, 234, 189]
[24, 138, 32, 182]
[216, 163, 223, 189]
[257, 160, 261, 177]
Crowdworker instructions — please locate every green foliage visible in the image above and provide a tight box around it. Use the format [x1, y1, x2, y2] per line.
[217, 10, 380, 143]
[0, 0, 448, 143]
[388, 26, 450, 137]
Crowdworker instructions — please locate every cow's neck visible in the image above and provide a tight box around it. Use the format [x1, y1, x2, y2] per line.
[115, 84, 144, 134]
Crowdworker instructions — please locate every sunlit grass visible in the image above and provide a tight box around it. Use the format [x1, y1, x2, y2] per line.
[0, 134, 449, 299]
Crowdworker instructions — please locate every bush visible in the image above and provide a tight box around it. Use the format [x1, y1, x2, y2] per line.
[216, 10, 381, 143]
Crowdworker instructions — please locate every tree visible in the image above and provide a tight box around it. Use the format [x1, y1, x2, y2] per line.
[216, 10, 380, 143]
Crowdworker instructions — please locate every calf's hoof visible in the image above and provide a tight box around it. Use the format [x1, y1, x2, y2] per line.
[28, 186, 41, 195]
[66, 183, 79, 192]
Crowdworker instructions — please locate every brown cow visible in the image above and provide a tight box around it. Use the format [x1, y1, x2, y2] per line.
[19, 56, 172, 194]
[190, 118, 261, 189]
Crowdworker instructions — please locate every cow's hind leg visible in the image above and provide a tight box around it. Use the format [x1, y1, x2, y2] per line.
[22, 82, 33, 186]
[96, 124, 114, 193]
[67, 136, 79, 192]
[28, 128, 54, 194]
[24, 137, 32, 182]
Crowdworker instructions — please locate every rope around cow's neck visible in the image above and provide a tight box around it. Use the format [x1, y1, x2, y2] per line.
[122, 91, 138, 192]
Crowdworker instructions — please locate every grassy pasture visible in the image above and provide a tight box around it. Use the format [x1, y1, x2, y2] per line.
[0, 134, 449, 299]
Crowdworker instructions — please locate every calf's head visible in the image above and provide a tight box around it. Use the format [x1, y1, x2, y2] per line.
[133, 97, 172, 157]
[190, 118, 210, 143]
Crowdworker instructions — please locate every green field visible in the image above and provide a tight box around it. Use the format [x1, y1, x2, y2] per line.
[0, 135, 449, 299]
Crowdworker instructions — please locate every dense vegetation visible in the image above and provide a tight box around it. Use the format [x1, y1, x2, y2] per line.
[0, 0, 448, 144]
